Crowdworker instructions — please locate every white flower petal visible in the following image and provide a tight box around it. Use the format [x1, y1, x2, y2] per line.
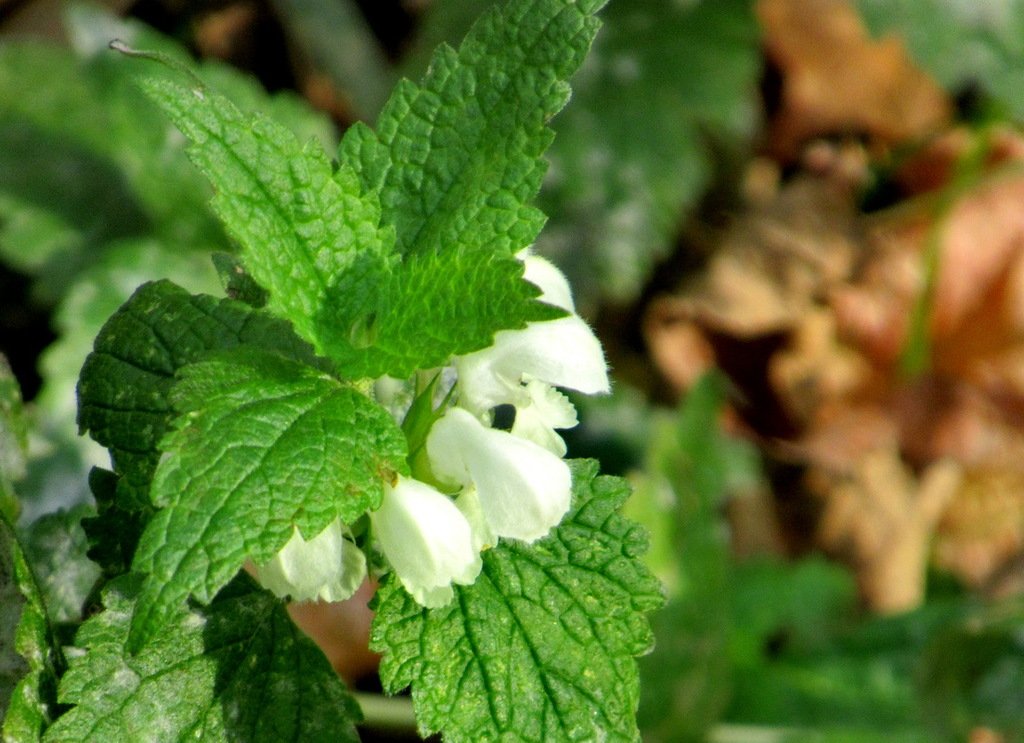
[509, 380, 577, 455]
[456, 314, 610, 415]
[521, 252, 575, 312]
[370, 475, 481, 608]
[427, 408, 572, 543]
[455, 486, 497, 553]
[255, 520, 367, 603]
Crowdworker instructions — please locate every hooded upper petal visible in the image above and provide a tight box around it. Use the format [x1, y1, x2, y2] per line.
[426, 407, 572, 543]
[255, 520, 367, 603]
[370, 475, 481, 608]
[521, 251, 574, 312]
[456, 314, 610, 416]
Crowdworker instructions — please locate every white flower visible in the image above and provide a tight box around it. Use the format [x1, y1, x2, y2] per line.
[509, 378, 578, 456]
[370, 475, 481, 608]
[255, 519, 367, 603]
[426, 407, 572, 543]
[521, 250, 575, 312]
[454, 253, 610, 449]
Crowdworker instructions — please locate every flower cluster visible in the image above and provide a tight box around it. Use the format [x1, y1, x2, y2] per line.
[255, 252, 609, 607]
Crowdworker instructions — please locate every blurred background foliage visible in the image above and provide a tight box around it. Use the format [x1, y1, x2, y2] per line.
[2, 0, 1024, 740]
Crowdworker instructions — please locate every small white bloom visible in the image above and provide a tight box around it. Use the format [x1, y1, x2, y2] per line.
[255, 520, 367, 603]
[455, 254, 610, 439]
[427, 407, 572, 543]
[370, 475, 481, 608]
[509, 378, 578, 455]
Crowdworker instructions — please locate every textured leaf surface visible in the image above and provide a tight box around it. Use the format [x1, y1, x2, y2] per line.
[45, 575, 361, 743]
[858, 0, 1024, 120]
[142, 77, 394, 356]
[129, 347, 407, 649]
[1, 515, 59, 742]
[316, 247, 563, 379]
[372, 459, 663, 742]
[77, 279, 316, 508]
[42, 241, 221, 457]
[401, 0, 760, 306]
[342, 0, 607, 261]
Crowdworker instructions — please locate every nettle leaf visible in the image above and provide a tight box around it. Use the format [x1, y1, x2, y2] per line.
[316, 247, 563, 379]
[342, 0, 608, 260]
[81, 468, 140, 578]
[45, 575, 361, 742]
[77, 279, 318, 509]
[40, 240, 223, 452]
[1, 515, 61, 741]
[140, 77, 395, 357]
[129, 347, 407, 650]
[372, 459, 664, 742]
[401, 0, 760, 307]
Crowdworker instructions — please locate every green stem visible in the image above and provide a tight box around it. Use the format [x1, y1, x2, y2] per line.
[353, 692, 417, 731]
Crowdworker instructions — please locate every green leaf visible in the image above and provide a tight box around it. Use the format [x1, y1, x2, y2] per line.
[45, 575, 361, 742]
[632, 373, 746, 742]
[140, 76, 394, 357]
[80, 468, 141, 579]
[858, 0, 1024, 120]
[372, 459, 663, 742]
[129, 347, 407, 650]
[77, 279, 318, 509]
[538, 0, 760, 304]
[918, 603, 1024, 739]
[211, 252, 268, 308]
[142, 18, 572, 380]
[0, 356, 27, 522]
[18, 507, 101, 626]
[342, 0, 608, 261]
[1, 515, 60, 741]
[400, 0, 761, 306]
[0, 42, 220, 285]
[315, 247, 563, 379]
[39, 239, 222, 445]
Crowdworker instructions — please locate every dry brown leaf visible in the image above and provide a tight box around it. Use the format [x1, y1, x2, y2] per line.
[642, 304, 716, 394]
[758, 0, 950, 161]
[811, 447, 960, 612]
[194, 2, 260, 61]
[770, 308, 873, 426]
[890, 377, 1024, 471]
[833, 168, 1024, 370]
[653, 176, 857, 344]
[934, 468, 1024, 590]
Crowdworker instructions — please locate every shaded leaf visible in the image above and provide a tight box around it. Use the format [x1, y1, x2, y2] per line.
[45, 575, 361, 742]
[1, 515, 60, 741]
